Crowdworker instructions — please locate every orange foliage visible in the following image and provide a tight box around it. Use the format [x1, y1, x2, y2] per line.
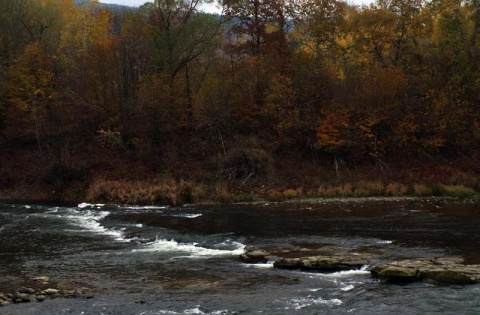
[315, 110, 350, 153]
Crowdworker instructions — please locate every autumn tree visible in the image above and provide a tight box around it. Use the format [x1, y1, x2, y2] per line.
[222, 0, 291, 57]
[293, 0, 346, 59]
[142, 0, 220, 80]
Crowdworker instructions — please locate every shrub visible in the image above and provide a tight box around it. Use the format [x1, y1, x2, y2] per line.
[318, 185, 339, 198]
[230, 192, 256, 203]
[214, 183, 230, 203]
[386, 182, 409, 196]
[431, 184, 447, 196]
[86, 178, 205, 205]
[222, 146, 273, 181]
[283, 189, 299, 200]
[354, 181, 385, 197]
[266, 190, 284, 202]
[413, 184, 432, 196]
[338, 183, 354, 196]
[442, 185, 476, 197]
[449, 171, 479, 189]
[428, 184, 476, 197]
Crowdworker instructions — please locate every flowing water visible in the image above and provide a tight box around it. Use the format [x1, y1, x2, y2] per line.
[0, 198, 479, 314]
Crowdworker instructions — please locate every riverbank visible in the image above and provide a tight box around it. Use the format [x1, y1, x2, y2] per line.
[1, 178, 478, 207]
[2, 134, 480, 206]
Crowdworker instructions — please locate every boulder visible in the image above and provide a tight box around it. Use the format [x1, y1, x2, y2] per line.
[369, 265, 417, 282]
[43, 288, 59, 295]
[240, 249, 275, 263]
[17, 287, 36, 294]
[273, 258, 303, 269]
[57, 281, 74, 291]
[14, 292, 30, 302]
[32, 276, 50, 284]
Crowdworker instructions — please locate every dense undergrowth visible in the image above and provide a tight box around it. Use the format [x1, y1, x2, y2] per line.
[1, 146, 477, 205]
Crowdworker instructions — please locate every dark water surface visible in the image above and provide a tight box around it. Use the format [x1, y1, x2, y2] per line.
[0, 198, 479, 314]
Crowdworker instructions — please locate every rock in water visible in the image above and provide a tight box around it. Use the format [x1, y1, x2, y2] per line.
[17, 288, 36, 294]
[369, 257, 480, 284]
[240, 249, 274, 263]
[274, 254, 369, 271]
[240, 246, 371, 272]
[32, 276, 50, 284]
[14, 293, 30, 302]
[57, 281, 74, 291]
[43, 288, 59, 295]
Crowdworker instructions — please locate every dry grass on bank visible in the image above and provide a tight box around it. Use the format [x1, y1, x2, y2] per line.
[86, 178, 206, 206]
[85, 178, 477, 206]
[316, 181, 476, 198]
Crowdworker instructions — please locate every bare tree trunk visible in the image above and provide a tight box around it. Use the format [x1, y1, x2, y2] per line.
[32, 101, 44, 162]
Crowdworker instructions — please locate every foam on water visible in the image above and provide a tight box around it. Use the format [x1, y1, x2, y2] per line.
[123, 205, 168, 210]
[286, 296, 343, 310]
[148, 308, 231, 315]
[305, 268, 370, 279]
[341, 284, 355, 291]
[63, 209, 126, 241]
[170, 214, 203, 218]
[244, 261, 275, 269]
[377, 240, 393, 244]
[78, 202, 106, 208]
[46, 207, 60, 213]
[133, 238, 246, 258]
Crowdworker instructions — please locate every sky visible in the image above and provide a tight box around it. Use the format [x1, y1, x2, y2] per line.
[101, 0, 373, 13]
[101, 0, 223, 13]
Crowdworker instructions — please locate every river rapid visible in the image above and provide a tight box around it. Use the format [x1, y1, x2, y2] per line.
[0, 198, 479, 314]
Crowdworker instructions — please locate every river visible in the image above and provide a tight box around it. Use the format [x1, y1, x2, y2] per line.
[0, 197, 479, 314]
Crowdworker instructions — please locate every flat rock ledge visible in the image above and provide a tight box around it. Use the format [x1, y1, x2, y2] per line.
[241, 249, 480, 285]
[240, 248, 371, 272]
[274, 254, 370, 271]
[368, 257, 480, 284]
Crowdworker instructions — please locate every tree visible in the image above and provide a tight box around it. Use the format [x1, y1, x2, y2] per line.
[223, 0, 291, 59]
[143, 0, 220, 80]
[2, 42, 55, 161]
[293, 0, 346, 59]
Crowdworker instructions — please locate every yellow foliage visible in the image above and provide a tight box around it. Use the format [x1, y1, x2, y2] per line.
[8, 98, 29, 111]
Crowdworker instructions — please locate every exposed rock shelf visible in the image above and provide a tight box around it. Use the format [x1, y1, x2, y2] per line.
[240, 247, 480, 285]
[240, 246, 374, 272]
[369, 257, 480, 284]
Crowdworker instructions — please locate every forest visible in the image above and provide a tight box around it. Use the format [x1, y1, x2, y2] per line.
[1, 0, 480, 204]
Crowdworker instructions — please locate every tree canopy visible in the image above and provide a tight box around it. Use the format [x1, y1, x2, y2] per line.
[1, 0, 480, 198]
